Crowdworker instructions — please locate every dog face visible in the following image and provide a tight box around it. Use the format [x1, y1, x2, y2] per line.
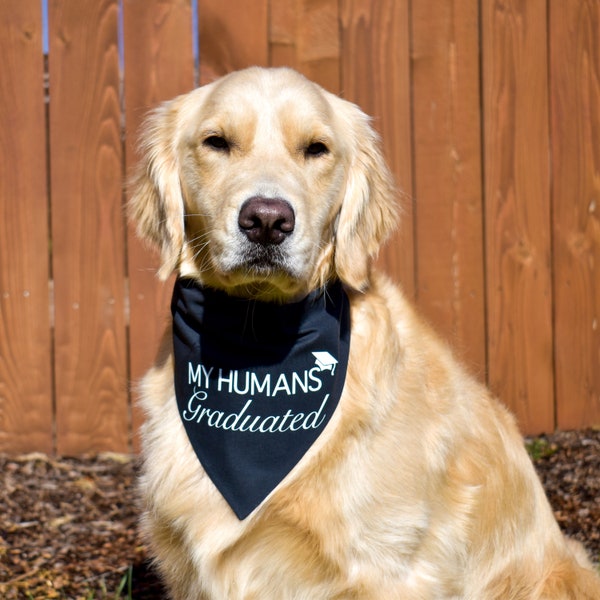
[129, 67, 398, 299]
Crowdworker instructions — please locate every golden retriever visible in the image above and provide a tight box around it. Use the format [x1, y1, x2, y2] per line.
[129, 67, 600, 599]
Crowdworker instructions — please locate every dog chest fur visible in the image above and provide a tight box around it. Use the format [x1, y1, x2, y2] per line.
[130, 67, 600, 599]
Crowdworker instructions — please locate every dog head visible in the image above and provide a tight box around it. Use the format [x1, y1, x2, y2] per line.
[129, 67, 398, 300]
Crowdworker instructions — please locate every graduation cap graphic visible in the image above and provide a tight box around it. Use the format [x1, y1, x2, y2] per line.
[312, 351, 338, 375]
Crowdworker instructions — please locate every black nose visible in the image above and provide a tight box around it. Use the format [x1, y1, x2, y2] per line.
[238, 197, 295, 245]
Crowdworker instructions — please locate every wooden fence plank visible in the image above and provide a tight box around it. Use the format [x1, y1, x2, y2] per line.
[339, 0, 414, 296]
[123, 0, 195, 450]
[411, 0, 486, 376]
[0, 1, 53, 453]
[482, 0, 554, 434]
[198, 0, 268, 84]
[49, 0, 128, 453]
[550, 0, 600, 429]
[269, 0, 299, 70]
[269, 0, 340, 93]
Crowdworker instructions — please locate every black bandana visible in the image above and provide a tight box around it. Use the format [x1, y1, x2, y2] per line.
[171, 278, 351, 519]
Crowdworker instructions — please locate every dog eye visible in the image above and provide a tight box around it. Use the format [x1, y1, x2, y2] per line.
[203, 135, 230, 151]
[305, 141, 329, 157]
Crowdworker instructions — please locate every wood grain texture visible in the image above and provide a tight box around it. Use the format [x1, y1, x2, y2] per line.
[2, 1, 600, 453]
[269, 0, 340, 93]
[550, 0, 600, 429]
[123, 0, 194, 450]
[339, 0, 415, 296]
[482, 0, 554, 434]
[411, 0, 486, 376]
[269, 1, 299, 69]
[198, 0, 268, 84]
[0, 1, 53, 453]
[49, 0, 129, 453]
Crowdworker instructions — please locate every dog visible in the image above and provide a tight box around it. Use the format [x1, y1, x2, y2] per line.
[129, 67, 600, 599]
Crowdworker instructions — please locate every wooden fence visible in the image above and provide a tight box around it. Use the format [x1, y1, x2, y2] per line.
[1, 0, 598, 454]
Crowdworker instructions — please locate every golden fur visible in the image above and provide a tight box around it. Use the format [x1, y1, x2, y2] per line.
[129, 67, 600, 599]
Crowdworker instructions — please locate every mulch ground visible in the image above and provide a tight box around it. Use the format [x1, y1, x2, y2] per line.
[1, 430, 599, 599]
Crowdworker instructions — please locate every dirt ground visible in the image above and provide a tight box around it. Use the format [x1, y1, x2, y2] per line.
[1, 429, 599, 599]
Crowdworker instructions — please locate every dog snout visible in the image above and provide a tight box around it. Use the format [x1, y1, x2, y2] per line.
[238, 197, 295, 246]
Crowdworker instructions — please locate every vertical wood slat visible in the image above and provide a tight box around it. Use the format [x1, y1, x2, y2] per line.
[0, 1, 53, 453]
[269, 1, 299, 70]
[550, 0, 600, 429]
[339, 0, 415, 297]
[123, 0, 195, 450]
[49, 0, 129, 453]
[269, 0, 341, 93]
[482, 0, 554, 433]
[198, 0, 269, 84]
[411, 0, 486, 376]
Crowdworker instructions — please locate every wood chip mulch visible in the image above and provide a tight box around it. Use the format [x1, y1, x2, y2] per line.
[0, 452, 165, 599]
[1, 430, 599, 599]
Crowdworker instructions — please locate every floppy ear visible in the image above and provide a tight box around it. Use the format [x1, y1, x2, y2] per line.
[128, 98, 186, 280]
[333, 102, 399, 291]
